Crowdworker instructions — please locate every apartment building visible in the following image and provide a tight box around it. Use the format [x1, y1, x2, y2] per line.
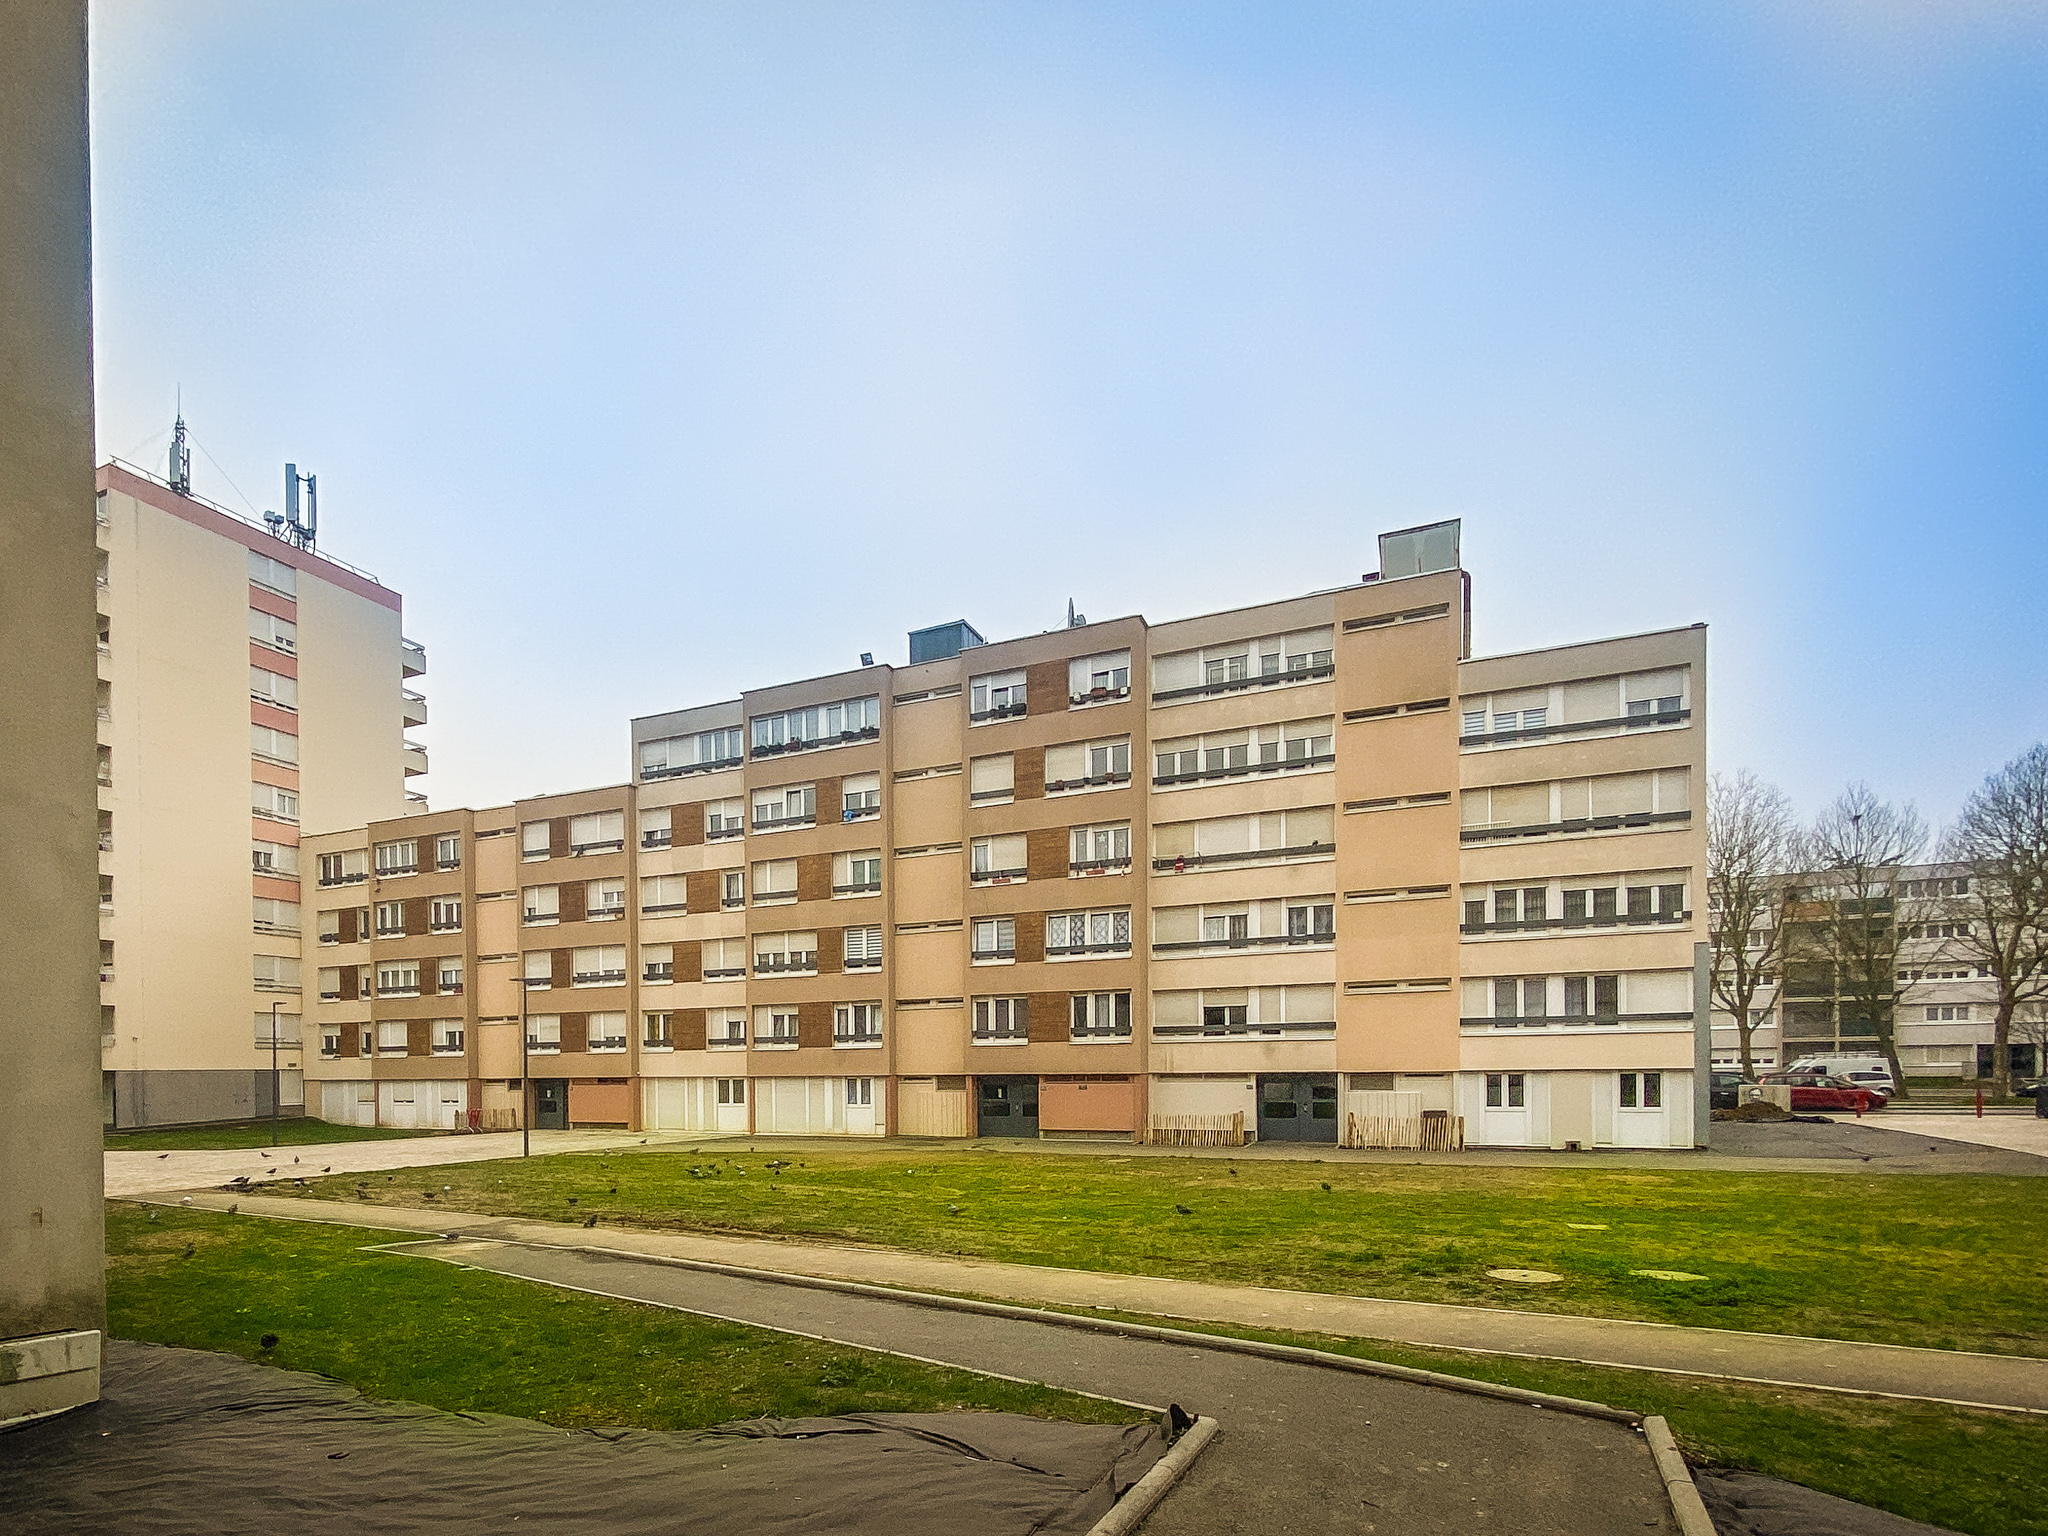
[97, 461, 427, 1128]
[1709, 865, 2026, 1079]
[303, 519, 1709, 1148]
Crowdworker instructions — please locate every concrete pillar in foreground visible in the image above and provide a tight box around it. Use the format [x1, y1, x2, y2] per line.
[0, 0, 107, 1425]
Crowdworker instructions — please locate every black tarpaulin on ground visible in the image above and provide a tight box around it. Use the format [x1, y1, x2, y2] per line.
[2, 1341, 1168, 1536]
[1696, 1469, 1965, 1536]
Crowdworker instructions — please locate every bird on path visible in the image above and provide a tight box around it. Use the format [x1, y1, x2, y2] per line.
[1227, 1167, 1237, 1176]
[260, 1334, 278, 1349]
[1321, 1182, 1331, 1192]
[293, 1156, 301, 1164]
[181, 1243, 195, 1258]
[259, 1152, 271, 1160]
[157, 1153, 170, 1160]
[322, 1167, 332, 1174]
[180, 1196, 193, 1206]
[226, 1203, 239, 1214]
[1174, 1204, 1193, 1216]
[147, 1210, 157, 1222]
[947, 1204, 962, 1215]
[568, 1197, 578, 1205]
[583, 1214, 599, 1228]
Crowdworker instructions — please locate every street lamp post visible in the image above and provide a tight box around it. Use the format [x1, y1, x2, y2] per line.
[519, 959, 529, 1158]
[269, 1000, 281, 1148]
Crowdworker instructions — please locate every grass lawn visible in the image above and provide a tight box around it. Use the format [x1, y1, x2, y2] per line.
[104, 1202, 1139, 1431]
[1028, 1303, 2048, 1536]
[106, 1119, 443, 1152]
[291, 1143, 2048, 1355]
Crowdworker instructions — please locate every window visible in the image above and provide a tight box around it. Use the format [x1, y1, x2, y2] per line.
[644, 1012, 674, 1049]
[1153, 718, 1334, 785]
[970, 668, 1026, 721]
[569, 810, 624, 853]
[754, 1007, 800, 1047]
[1926, 1004, 1973, 1022]
[249, 608, 297, 654]
[641, 874, 688, 914]
[251, 723, 299, 764]
[709, 1009, 748, 1049]
[722, 869, 746, 907]
[374, 839, 417, 876]
[320, 1027, 341, 1058]
[522, 885, 559, 923]
[249, 666, 297, 709]
[1069, 650, 1131, 703]
[845, 1077, 874, 1107]
[316, 910, 343, 946]
[642, 944, 674, 983]
[844, 925, 883, 969]
[432, 1020, 464, 1054]
[1462, 668, 1689, 747]
[1151, 628, 1334, 700]
[716, 1077, 746, 1104]
[841, 773, 882, 819]
[970, 834, 1028, 883]
[701, 938, 747, 979]
[437, 957, 464, 994]
[1286, 901, 1335, 939]
[1152, 806, 1334, 871]
[1047, 909, 1131, 956]
[587, 1012, 628, 1052]
[251, 782, 299, 823]
[1070, 823, 1132, 873]
[587, 878, 626, 919]
[252, 897, 300, 935]
[834, 850, 882, 896]
[521, 821, 552, 859]
[376, 962, 420, 996]
[248, 549, 297, 596]
[968, 754, 1015, 803]
[1043, 737, 1131, 792]
[973, 996, 1029, 1042]
[834, 1003, 883, 1045]
[638, 808, 672, 848]
[971, 917, 1016, 961]
[375, 1020, 409, 1054]
[1459, 768, 1691, 839]
[572, 946, 627, 986]
[527, 1015, 561, 1053]
[375, 901, 404, 936]
[753, 932, 817, 975]
[749, 695, 881, 757]
[639, 725, 745, 780]
[1151, 984, 1335, 1038]
[430, 834, 459, 870]
[1485, 1072, 1526, 1108]
[253, 839, 300, 877]
[751, 859, 797, 903]
[752, 783, 816, 830]
[706, 798, 745, 839]
[1071, 991, 1133, 1039]
[1903, 877, 1971, 898]
[1561, 974, 1622, 1021]
[1619, 1072, 1663, 1109]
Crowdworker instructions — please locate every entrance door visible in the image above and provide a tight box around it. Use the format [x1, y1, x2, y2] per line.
[977, 1075, 1040, 1137]
[533, 1078, 568, 1130]
[1256, 1073, 1339, 1143]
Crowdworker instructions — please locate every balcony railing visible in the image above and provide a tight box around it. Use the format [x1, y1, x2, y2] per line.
[1069, 1021, 1134, 1039]
[753, 954, 817, 974]
[1152, 932, 1334, 954]
[1045, 770, 1132, 794]
[751, 812, 815, 832]
[641, 901, 687, 915]
[840, 801, 881, 821]
[970, 867, 1027, 885]
[572, 970, 629, 986]
[703, 965, 746, 980]
[586, 904, 627, 921]
[641, 831, 672, 849]
[843, 954, 883, 971]
[833, 879, 882, 896]
[643, 964, 674, 982]
[970, 947, 1016, 963]
[1460, 909, 1691, 935]
[587, 1036, 628, 1053]
[707, 823, 744, 841]
[1459, 706, 1689, 748]
[1046, 941, 1132, 958]
[1153, 1018, 1336, 1039]
[432, 1034, 465, 1054]
[319, 870, 369, 887]
[1458, 809, 1691, 845]
[833, 1030, 883, 1047]
[1150, 658, 1335, 704]
[1152, 750, 1335, 789]
[1069, 685, 1131, 706]
[1152, 841, 1330, 873]
[749, 725, 880, 760]
[968, 701, 1027, 724]
[571, 839, 625, 855]
[640, 755, 744, 781]
[525, 1037, 560, 1053]
[1069, 856, 1132, 876]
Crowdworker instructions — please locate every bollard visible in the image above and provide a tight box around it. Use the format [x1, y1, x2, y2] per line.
[1976, 1087, 1985, 1118]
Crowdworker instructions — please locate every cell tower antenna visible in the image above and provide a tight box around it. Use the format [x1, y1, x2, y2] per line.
[168, 392, 192, 496]
[276, 462, 319, 552]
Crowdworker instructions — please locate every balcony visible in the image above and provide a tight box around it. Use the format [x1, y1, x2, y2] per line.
[833, 880, 882, 897]
[1045, 770, 1132, 794]
[1069, 856, 1132, 877]
[843, 954, 883, 971]
[753, 954, 817, 975]
[969, 700, 1027, 724]
[970, 867, 1027, 886]
[643, 964, 675, 983]
[840, 800, 881, 821]
[751, 812, 815, 833]
[1047, 941, 1132, 958]
[587, 1035, 628, 1053]
[402, 741, 429, 777]
[433, 1033, 465, 1054]
[525, 1037, 560, 1054]
[586, 904, 627, 922]
[970, 947, 1016, 963]
[641, 830, 672, 849]
[706, 823, 744, 841]
[401, 637, 427, 678]
[643, 1033, 674, 1051]
[571, 838, 625, 856]
[402, 689, 429, 728]
[833, 1030, 883, 1048]
[703, 965, 746, 980]
[573, 969, 629, 987]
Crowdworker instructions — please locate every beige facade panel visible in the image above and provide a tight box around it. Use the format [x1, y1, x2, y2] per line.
[1459, 1029, 1695, 1072]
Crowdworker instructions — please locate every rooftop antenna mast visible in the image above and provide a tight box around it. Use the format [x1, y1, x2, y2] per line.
[266, 463, 318, 552]
[168, 392, 191, 496]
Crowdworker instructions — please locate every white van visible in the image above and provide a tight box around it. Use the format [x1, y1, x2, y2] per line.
[1786, 1055, 1897, 1096]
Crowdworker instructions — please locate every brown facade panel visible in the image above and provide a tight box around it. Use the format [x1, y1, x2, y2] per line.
[672, 802, 705, 847]
[1015, 919, 1046, 965]
[797, 1000, 833, 1050]
[815, 927, 843, 975]
[1012, 744, 1045, 801]
[418, 963, 438, 998]
[339, 969, 359, 1002]
[1025, 658, 1069, 713]
[337, 1026, 360, 1059]
[686, 868, 722, 912]
[1025, 827, 1068, 882]
[405, 1019, 431, 1057]
[548, 817, 571, 858]
[673, 941, 702, 984]
[560, 1013, 588, 1053]
[673, 1008, 707, 1051]
[401, 896, 431, 936]
[1027, 991, 1068, 1044]
[559, 880, 588, 924]
[337, 908, 359, 945]
[550, 949, 573, 988]
[815, 776, 842, 824]
[796, 853, 833, 903]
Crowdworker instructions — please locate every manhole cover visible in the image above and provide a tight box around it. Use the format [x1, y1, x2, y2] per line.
[1486, 1268, 1563, 1283]
[1631, 1269, 1707, 1281]
[1565, 1223, 1608, 1230]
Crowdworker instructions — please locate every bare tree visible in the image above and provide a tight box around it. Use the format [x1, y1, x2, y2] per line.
[1787, 785, 1928, 1098]
[1708, 771, 1799, 1080]
[1938, 744, 2048, 1097]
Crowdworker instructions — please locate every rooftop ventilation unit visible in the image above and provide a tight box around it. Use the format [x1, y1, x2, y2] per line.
[908, 620, 986, 665]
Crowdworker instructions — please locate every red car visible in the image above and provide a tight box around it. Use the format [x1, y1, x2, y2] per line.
[1761, 1074, 1885, 1113]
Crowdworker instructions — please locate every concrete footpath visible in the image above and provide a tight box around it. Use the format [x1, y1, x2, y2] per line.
[149, 1190, 2048, 1415]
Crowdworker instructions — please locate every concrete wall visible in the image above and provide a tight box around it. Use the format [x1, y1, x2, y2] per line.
[0, 0, 105, 1421]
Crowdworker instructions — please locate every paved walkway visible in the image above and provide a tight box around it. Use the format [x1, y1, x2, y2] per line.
[1866, 1112, 2048, 1158]
[103, 1129, 693, 1197]
[385, 1235, 1679, 1536]
[150, 1190, 2048, 1414]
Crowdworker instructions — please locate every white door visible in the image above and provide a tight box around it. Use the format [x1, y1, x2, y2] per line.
[1613, 1072, 1670, 1148]
[354, 1083, 377, 1126]
[381, 1082, 419, 1129]
[1473, 1071, 1533, 1146]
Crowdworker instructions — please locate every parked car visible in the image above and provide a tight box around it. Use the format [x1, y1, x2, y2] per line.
[1783, 1056, 1896, 1098]
[1710, 1071, 1749, 1111]
[1761, 1073, 1886, 1113]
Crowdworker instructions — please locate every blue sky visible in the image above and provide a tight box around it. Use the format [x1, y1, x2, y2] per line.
[89, 1, 2047, 828]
